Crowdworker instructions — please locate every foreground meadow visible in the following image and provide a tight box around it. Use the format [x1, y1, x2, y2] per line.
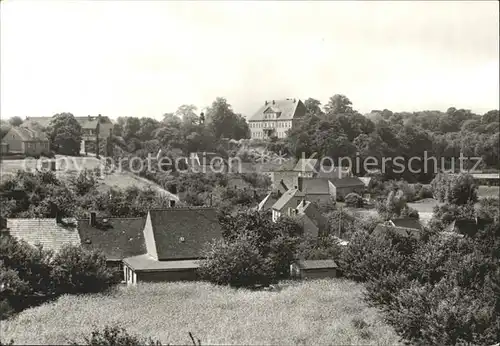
[1, 280, 401, 345]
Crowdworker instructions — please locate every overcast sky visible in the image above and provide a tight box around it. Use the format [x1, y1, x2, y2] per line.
[1, 1, 498, 120]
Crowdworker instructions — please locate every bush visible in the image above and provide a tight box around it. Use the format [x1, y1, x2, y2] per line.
[344, 193, 364, 208]
[50, 245, 118, 294]
[70, 325, 163, 346]
[199, 237, 275, 287]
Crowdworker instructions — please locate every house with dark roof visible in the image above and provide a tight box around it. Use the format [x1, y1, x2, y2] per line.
[445, 217, 494, 237]
[2, 217, 81, 252]
[329, 177, 365, 200]
[77, 213, 147, 279]
[271, 189, 306, 222]
[297, 177, 333, 205]
[248, 99, 306, 139]
[1, 126, 50, 156]
[123, 207, 223, 284]
[257, 191, 281, 212]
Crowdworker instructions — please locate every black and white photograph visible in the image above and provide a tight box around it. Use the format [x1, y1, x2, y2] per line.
[0, 1, 499, 345]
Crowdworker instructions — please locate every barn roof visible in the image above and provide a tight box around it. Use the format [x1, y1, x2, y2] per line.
[77, 217, 146, 260]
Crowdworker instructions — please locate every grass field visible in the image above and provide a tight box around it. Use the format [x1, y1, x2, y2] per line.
[477, 185, 499, 199]
[0, 156, 179, 201]
[1, 280, 401, 345]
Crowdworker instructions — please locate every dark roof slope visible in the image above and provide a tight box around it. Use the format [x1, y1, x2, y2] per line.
[390, 218, 423, 231]
[77, 217, 146, 260]
[149, 208, 223, 260]
[329, 177, 365, 188]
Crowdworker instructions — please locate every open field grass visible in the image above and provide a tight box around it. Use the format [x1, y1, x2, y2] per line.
[477, 185, 499, 199]
[0, 156, 179, 201]
[1, 280, 401, 345]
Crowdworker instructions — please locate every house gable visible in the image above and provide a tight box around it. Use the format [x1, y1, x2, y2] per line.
[143, 212, 158, 260]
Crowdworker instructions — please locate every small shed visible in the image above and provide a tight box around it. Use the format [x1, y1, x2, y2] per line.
[290, 259, 339, 280]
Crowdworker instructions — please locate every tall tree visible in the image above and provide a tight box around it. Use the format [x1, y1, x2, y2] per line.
[324, 94, 354, 115]
[304, 98, 323, 116]
[8, 116, 23, 127]
[206, 97, 249, 140]
[175, 104, 199, 125]
[48, 113, 82, 156]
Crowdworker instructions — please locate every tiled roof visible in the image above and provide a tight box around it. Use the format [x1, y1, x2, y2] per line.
[329, 177, 365, 188]
[295, 259, 338, 270]
[249, 99, 305, 121]
[123, 254, 200, 272]
[77, 217, 146, 260]
[6, 218, 81, 253]
[22, 117, 53, 128]
[272, 189, 305, 211]
[298, 177, 330, 195]
[390, 218, 423, 231]
[372, 224, 422, 239]
[149, 208, 223, 260]
[10, 127, 48, 141]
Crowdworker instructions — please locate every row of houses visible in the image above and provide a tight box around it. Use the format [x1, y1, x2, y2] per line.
[0, 207, 222, 285]
[1, 204, 344, 283]
[1, 114, 113, 156]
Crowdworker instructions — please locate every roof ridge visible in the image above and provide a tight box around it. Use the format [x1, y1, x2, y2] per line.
[150, 206, 216, 211]
[77, 217, 145, 220]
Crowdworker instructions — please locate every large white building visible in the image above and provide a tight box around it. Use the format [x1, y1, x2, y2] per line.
[248, 98, 306, 139]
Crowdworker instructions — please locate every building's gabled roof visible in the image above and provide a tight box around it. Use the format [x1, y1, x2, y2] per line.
[272, 189, 305, 212]
[390, 218, 423, 231]
[329, 176, 365, 188]
[372, 224, 422, 239]
[258, 192, 279, 212]
[8, 127, 48, 141]
[5, 218, 81, 253]
[298, 177, 330, 195]
[358, 177, 372, 187]
[77, 217, 146, 260]
[294, 259, 338, 270]
[21, 117, 53, 129]
[148, 207, 223, 260]
[249, 99, 305, 122]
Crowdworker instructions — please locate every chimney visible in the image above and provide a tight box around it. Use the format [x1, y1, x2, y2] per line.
[169, 200, 176, 208]
[90, 212, 97, 226]
[50, 202, 62, 223]
[297, 177, 303, 192]
[88, 115, 91, 120]
[265, 101, 268, 106]
[272, 100, 275, 105]
[293, 98, 296, 103]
